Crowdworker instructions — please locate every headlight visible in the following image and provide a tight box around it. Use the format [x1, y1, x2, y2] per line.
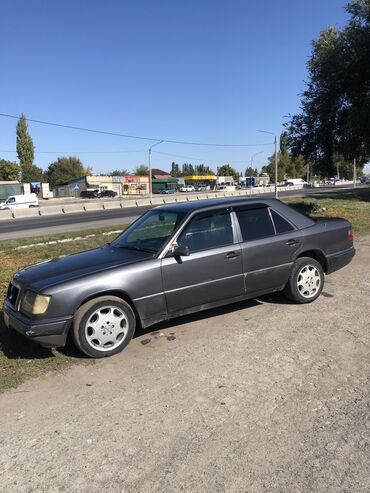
[21, 291, 51, 315]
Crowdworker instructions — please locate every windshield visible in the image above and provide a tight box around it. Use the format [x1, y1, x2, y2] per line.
[112, 210, 186, 254]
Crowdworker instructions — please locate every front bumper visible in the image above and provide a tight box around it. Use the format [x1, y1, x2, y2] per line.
[327, 246, 355, 274]
[3, 300, 72, 348]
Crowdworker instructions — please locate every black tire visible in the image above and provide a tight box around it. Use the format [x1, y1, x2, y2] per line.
[72, 296, 136, 358]
[284, 257, 324, 304]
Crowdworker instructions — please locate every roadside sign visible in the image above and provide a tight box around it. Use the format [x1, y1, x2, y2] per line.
[74, 184, 80, 190]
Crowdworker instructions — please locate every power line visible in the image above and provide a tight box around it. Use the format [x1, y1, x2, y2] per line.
[153, 149, 249, 164]
[0, 149, 147, 154]
[0, 112, 274, 148]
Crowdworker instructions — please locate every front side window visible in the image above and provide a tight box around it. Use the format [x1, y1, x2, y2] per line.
[112, 210, 185, 253]
[235, 207, 275, 241]
[178, 210, 233, 253]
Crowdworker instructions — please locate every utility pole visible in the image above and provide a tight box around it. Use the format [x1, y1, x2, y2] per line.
[307, 161, 310, 185]
[249, 151, 263, 195]
[274, 135, 278, 198]
[148, 140, 163, 199]
[256, 130, 277, 198]
[353, 158, 356, 188]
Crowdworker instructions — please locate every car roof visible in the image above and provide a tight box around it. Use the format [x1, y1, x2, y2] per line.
[155, 196, 314, 228]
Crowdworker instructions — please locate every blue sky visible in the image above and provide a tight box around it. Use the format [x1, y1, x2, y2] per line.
[0, 0, 348, 174]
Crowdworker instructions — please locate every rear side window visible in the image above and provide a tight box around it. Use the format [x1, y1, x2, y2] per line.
[178, 210, 233, 252]
[270, 209, 295, 234]
[235, 207, 275, 241]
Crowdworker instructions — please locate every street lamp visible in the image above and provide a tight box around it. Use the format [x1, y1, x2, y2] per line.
[148, 140, 163, 199]
[257, 130, 278, 198]
[248, 151, 263, 194]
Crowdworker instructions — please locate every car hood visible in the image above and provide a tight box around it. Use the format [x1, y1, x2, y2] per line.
[13, 244, 153, 290]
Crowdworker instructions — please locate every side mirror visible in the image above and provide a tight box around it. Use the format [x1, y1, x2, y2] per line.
[174, 244, 190, 257]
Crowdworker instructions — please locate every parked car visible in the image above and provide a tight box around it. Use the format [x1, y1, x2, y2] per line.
[180, 185, 195, 192]
[80, 190, 100, 199]
[0, 193, 38, 210]
[4, 197, 355, 358]
[160, 188, 177, 194]
[99, 190, 118, 198]
[216, 185, 236, 192]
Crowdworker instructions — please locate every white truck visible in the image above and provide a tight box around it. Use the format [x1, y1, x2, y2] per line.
[0, 193, 39, 210]
[285, 179, 307, 186]
[216, 185, 236, 192]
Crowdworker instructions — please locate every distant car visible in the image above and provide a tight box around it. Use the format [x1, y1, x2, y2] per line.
[285, 179, 308, 186]
[99, 190, 118, 198]
[4, 197, 355, 358]
[180, 185, 195, 192]
[0, 193, 39, 210]
[196, 185, 207, 191]
[80, 190, 100, 199]
[160, 188, 177, 194]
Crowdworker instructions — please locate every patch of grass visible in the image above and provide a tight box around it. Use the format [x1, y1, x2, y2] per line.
[284, 188, 370, 234]
[0, 224, 128, 393]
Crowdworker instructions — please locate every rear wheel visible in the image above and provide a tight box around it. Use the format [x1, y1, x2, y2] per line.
[72, 296, 136, 358]
[284, 257, 324, 303]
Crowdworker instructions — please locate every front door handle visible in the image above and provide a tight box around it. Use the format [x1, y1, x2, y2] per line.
[286, 239, 299, 246]
[224, 251, 241, 259]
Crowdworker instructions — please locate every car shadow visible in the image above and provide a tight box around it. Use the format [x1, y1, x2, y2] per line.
[0, 311, 54, 360]
[133, 293, 292, 339]
[0, 310, 87, 360]
[1, 292, 293, 360]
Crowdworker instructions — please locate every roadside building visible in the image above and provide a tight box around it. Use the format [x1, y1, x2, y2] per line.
[151, 169, 179, 193]
[113, 175, 149, 195]
[0, 181, 30, 201]
[53, 175, 149, 197]
[182, 175, 216, 190]
[216, 176, 235, 186]
[239, 173, 270, 187]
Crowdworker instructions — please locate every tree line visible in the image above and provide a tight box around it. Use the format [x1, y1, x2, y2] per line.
[286, 0, 370, 178]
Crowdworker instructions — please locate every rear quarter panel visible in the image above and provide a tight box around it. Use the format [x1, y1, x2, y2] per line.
[301, 218, 352, 256]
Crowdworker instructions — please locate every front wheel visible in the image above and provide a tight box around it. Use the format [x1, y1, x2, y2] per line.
[284, 257, 324, 303]
[72, 296, 136, 358]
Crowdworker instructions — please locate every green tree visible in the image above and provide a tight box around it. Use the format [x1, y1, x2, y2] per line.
[110, 169, 130, 176]
[217, 164, 239, 179]
[45, 156, 87, 189]
[245, 166, 255, 177]
[280, 131, 290, 156]
[16, 114, 35, 180]
[24, 164, 44, 182]
[194, 164, 215, 175]
[171, 162, 181, 176]
[134, 164, 149, 176]
[0, 159, 21, 181]
[181, 163, 195, 175]
[287, 0, 370, 176]
[264, 153, 286, 183]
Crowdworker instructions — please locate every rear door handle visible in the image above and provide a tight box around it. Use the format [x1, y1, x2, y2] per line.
[286, 239, 299, 246]
[224, 251, 241, 259]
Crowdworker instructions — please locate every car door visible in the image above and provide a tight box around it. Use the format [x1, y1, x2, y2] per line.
[233, 205, 302, 295]
[161, 209, 244, 314]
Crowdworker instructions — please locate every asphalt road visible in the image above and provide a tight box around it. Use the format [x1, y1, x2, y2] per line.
[0, 186, 355, 240]
[0, 235, 368, 492]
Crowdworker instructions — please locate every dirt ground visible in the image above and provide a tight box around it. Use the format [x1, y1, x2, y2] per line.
[0, 237, 369, 492]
